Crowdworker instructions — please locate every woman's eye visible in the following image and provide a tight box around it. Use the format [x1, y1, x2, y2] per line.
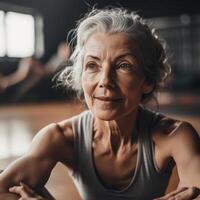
[85, 62, 99, 72]
[117, 62, 134, 72]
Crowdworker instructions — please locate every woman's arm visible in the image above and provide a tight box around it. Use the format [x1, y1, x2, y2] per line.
[154, 122, 200, 199]
[0, 122, 74, 193]
[171, 122, 200, 189]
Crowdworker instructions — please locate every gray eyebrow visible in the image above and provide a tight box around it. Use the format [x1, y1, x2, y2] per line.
[85, 55, 100, 60]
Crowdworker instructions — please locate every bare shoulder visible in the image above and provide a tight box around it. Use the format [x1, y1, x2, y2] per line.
[57, 115, 76, 140]
[29, 114, 81, 168]
[152, 114, 182, 137]
[168, 121, 200, 158]
[152, 113, 200, 158]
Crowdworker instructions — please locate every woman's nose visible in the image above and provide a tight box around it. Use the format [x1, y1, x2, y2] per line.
[98, 67, 115, 89]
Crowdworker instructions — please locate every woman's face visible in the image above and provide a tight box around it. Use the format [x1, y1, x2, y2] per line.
[82, 32, 152, 121]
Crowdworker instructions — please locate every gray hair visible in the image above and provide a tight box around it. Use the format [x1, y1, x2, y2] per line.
[58, 7, 171, 102]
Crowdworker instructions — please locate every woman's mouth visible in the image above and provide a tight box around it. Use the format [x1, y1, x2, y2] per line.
[93, 96, 123, 102]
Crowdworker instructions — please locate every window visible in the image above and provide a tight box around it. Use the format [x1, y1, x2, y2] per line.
[0, 3, 44, 59]
[6, 12, 35, 57]
[0, 10, 5, 57]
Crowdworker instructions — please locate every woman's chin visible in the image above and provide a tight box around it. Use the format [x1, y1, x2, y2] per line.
[91, 108, 121, 121]
[90, 104, 139, 121]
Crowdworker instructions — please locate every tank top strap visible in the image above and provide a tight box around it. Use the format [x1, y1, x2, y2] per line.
[137, 106, 158, 141]
[137, 107, 160, 174]
[71, 110, 93, 176]
[138, 107, 174, 176]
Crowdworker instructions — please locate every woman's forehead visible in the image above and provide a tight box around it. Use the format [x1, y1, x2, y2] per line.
[83, 32, 140, 58]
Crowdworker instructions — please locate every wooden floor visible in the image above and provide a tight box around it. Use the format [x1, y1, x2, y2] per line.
[0, 100, 199, 200]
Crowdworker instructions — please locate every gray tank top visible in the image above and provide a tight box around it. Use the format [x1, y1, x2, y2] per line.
[70, 108, 174, 200]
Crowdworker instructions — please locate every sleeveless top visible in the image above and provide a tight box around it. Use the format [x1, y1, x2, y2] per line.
[70, 108, 174, 200]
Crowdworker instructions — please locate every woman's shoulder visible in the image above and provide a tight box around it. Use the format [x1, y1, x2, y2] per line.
[152, 112, 182, 136]
[57, 110, 91, 137]
[148, 110, 199, 156]
[142, 108, 182, 137]
[29, 111, 89, 165]
[151, 111, 197, 139]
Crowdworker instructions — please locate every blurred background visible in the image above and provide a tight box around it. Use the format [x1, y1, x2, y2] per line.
[0, 0, 200, 199]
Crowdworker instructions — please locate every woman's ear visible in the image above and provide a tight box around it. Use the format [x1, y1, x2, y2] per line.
[142, 83, 154, 94]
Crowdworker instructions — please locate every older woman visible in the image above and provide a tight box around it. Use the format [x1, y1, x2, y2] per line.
[0, 7, 199, 200]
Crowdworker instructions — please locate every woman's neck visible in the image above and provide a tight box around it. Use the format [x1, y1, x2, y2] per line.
[93, 107, 141, 154]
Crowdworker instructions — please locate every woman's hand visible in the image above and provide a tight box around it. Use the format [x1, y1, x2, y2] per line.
[9, 182, 47, 200]
[154, 187, 200, 200]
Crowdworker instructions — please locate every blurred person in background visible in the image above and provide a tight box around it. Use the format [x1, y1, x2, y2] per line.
[0, 42, 71, 101]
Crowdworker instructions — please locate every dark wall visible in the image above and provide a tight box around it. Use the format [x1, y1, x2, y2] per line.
[90, 0, 200, 18]
[0, 0, 199, 62]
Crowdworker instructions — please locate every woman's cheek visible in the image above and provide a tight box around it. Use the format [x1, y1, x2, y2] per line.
[82, 72, 97, 97]
[82, 72, 99, 88]
[81, 73, 95, 109]
[118, 74, 141, 90]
